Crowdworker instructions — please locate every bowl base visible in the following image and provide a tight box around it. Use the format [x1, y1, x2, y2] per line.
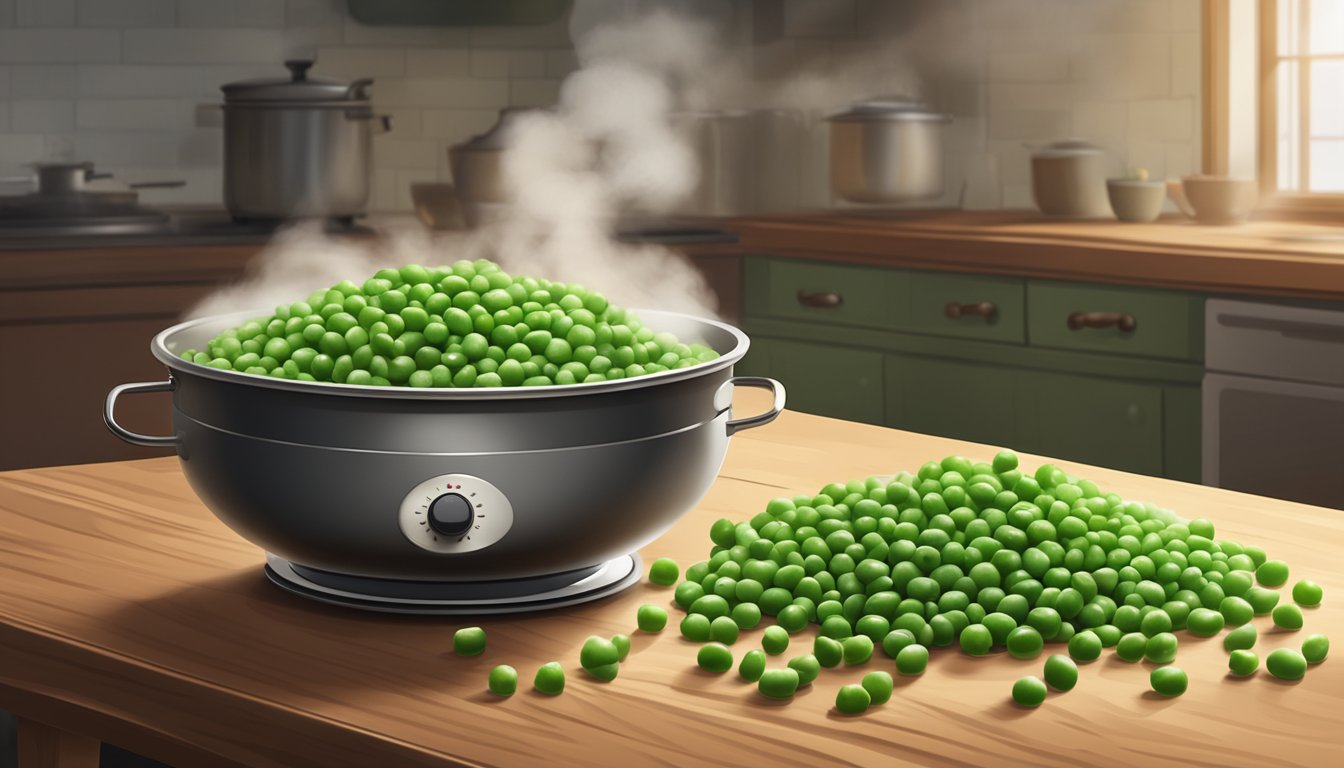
[263, 552, 640, 615]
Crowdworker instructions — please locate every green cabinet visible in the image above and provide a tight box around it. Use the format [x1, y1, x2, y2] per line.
[742, 255, 1206, 481]
[739, 338, 885, 425]
[884, 355, 1019, 448]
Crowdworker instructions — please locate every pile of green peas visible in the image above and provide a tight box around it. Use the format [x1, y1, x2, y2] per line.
[180, 259, 718, 387]
[672, 449, 1329, 702]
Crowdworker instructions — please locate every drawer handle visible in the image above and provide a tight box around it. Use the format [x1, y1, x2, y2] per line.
[1068, 311, 1137, 333]
[797, 290, 843, 309]
[945, 301, 997, 320]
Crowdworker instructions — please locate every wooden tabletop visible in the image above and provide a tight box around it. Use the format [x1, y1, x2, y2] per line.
[731, 210, 1344, 301]
[0, 394, 1341, 768]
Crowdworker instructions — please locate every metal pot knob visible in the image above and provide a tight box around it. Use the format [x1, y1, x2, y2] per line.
[284, 59, 314, 82]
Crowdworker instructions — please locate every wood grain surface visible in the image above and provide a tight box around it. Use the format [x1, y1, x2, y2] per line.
[0, 391, 1341, 768]
[730, 210, 1344, 300]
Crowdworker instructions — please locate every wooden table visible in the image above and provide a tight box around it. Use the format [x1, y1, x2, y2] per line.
[1, 397, 1340, 767]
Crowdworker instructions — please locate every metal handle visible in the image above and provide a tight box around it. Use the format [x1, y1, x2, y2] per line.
[797, 290, 843, 309]
[945, 301, 997, 320]
[1067, 311, 1137, 333]
[346, 77, 374, 100]
[104, 380, 180, 447]
[345, 111, 393, 133]
[725, 377, 786, 436]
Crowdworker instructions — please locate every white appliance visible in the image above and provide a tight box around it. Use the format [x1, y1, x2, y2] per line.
[1203, 298, 1344, 509]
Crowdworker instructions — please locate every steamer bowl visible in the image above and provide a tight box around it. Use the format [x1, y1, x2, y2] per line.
[105, 309, 783, 583]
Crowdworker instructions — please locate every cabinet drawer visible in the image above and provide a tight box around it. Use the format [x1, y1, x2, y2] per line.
[739, 336, 884, 424]
[1016, 370, 1165, 476]
[900, 272, 1025, 343]
[745, 257, 898, 329]
[1027, 281, 1203, 361]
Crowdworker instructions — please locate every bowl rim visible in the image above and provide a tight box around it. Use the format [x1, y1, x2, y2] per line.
[153, 307, 749, 401]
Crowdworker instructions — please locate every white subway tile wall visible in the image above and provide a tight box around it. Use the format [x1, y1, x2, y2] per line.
[0, 0, 1200, 211]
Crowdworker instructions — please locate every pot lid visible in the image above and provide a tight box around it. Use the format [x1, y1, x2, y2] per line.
[1032, 139, 1105, 158]
[221, 60, 371, 103]
[828, 95, 951, 123]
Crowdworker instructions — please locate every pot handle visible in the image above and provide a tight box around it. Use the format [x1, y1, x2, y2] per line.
[104, 380, 180, 447]
[725, 377, 786, 436]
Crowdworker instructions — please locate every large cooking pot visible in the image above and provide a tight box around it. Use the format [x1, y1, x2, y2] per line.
[1030, 139, 1110, 218]
[221, 60, 390, 222]
[827, 96, 951, 203]
[105, 310, 783, 594]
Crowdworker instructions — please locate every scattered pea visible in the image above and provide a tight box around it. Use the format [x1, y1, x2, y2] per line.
[1007, 626, 1044, 660]
[709, 616, 741, 644]
[1245, 586, 1281, 615]
[739, 649, 767, 682]
[1186, 608, 1225, 637]
[1272, 604, 1304, 631]
[649, 558, 680, 586]
[1228, 650, 1258, 677]
[680, 614, 712, 642]
[1012, 676, 1048, 708]
[1067, 630, 1102, 662]
[861, 671, 895, 705]
[611, 634, 631, 662]
[758, 668, 801, 699]
[488, 665, 518, 696]
[1145, 632, 1178, 664]
[1042, 654, 1078, 692]
[1256, 560, 1289, 587]
[637, 604, 668, 633]
[533, 662, 565, 695]
[1302, 634, 1329, 664]
[580, 636, 620, 675]
[697, 643, 734, 673]
[1219, 596, 1255, 627]
[1266, 648, 1308, 681]
[762, 625, 790, 656]
[453, 626, 486, 656]
[896, 644, 930, 675]
[835, 684, 872, 715]
[1115, 632, 1148, 663]
[1223, 624, 1258, 652]
[960, 624, 993, 656]
[776, 604, 809, 634]
[1291, 579, 1322, 607]
[814, 636, 844, 668]
[788, 654, 821, 686]
[1150, 666, 1188, 697]
[842, 635, 875, 665]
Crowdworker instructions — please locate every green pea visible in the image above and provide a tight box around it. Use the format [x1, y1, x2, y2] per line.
[1292, 579, 1323, 607]
[757, 668, 800, 699]
[835, 684, 872, 715]
[1222, 623, 1257, 652]
[1266, 648, 1308, 680]
[1144, 632, 1178, 664]
[580, 635, 620, 671]
[1256, 560, 1289, 587]
[453, 626, 486, 656]
[842, 635, 875, 665]
[1220, 595, 1255, 626]
[488, 665, 518, 696]
[861, 670, 894, 705]
[1012, 676, 1048, 708]
[648, 557, 679, 586]
[739, 649, 767, 682]
[610, 634, 631, 662]
[709, 616, 740, 644]
[697, 643, 733, 673]
[960, 624, 993, 656]
[1228, 650, 1259, 677]
[533, 661, 565, 695]
[1139, 610, 1173, 637]
[776, 604, 809, 633]
[1302, 634, 1329, 664]
[1115, 632, 1147, 662]
[814, 635, 843, 668]
[1067, 630, 1102, 662]
[637, 604, 667, 633]
[1042, 654, 1078, 692]
[1149, 666, 1188, 697]
[1272, 603, 1304, 630]
[787, 654, 821, 686]
[896, 643, 930, 675]
[680, 614, 712, 642]
[1245, 586, 1281, 615]
[1186, 607, 1225, 637]
[762, 625, 790, 655]
[1004, 626, 1043, 660]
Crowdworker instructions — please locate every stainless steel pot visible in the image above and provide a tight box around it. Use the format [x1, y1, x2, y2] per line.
[221, 60, 390, 222]
[105, 310, 783, 587]
[827, 96, 951, 203]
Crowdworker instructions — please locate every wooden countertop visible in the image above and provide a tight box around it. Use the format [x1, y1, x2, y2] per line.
[730, 210, 1344, 301]
[0, 394, 1339, 768]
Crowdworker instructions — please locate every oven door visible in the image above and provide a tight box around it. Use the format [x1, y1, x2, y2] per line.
[1203, 371, 1344, 509]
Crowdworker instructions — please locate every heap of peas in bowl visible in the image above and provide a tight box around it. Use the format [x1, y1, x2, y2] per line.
[180, 259, 719, 388]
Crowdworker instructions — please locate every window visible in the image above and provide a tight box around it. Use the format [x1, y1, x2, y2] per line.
[1259, 0, 1344, 206]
